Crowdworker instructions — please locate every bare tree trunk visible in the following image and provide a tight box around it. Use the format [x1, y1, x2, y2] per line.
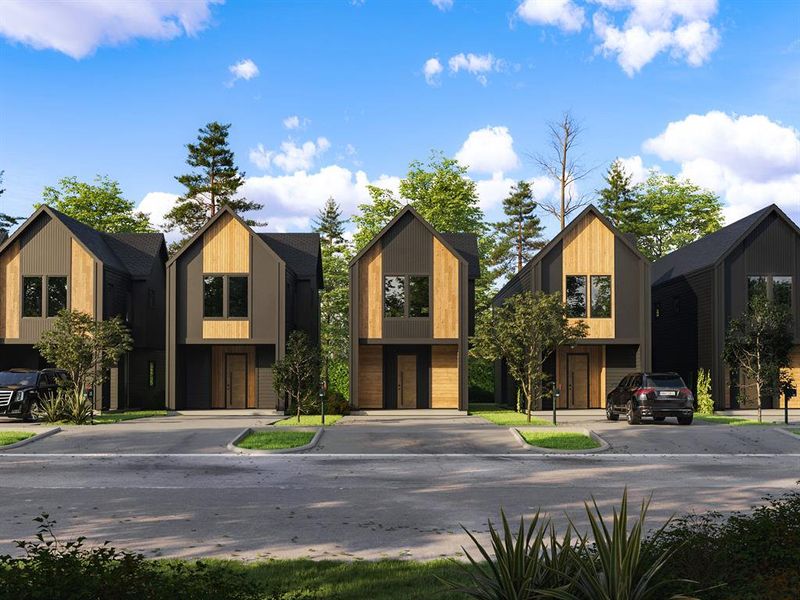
[560, 134, 567, 230]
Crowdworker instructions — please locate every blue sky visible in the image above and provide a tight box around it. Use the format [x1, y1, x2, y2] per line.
[1, 0, 798, 241]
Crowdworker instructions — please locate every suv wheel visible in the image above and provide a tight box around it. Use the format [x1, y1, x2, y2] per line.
[677, 414, 693, 425]
[606, 401, 619, 421]
[626, 402, 641, 425]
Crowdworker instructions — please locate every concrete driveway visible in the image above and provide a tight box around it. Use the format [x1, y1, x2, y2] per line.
[0, 415, 282, 454]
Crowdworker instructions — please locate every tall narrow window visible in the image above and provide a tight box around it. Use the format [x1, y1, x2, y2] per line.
[384, 276, 405, 317]
[590, 275, 612, 318]
[47, 277, 67, 317]
[203, 276, 223, 317]
[408, 276, 430, 317]
[228, 276, 248, 317]
[747, 275, 768, 305]
[773, 276, 792, 309]
[148, 361, 156, 388]
[565, 275, 587, 318]
[22, 277, 42, 317]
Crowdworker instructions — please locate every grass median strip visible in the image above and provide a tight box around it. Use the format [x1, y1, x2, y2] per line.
[469, 403, 552, 427]
[694, 414, 771, 426]
[0, 431, 35, 446]
[236, 430, 315, 450]
[518, 430, 600, 450]
[274, 415, 342, 427]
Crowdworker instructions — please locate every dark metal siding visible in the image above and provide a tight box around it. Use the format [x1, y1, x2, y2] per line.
[103, 268, 130, 320]
[251, 240, 280, 342]
[614, 237, 642, 339]
[605, 344, 639, 395]
[182, 345, 211, 409]
[540, 240, 562, 294]
[176, 241, 203, 341]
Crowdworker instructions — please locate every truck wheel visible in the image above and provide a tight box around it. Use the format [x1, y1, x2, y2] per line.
[677, 414, 693, 425]
[626, 402, 641, 425]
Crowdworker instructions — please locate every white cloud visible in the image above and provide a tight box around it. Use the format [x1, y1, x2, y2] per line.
[249, 137, 332, 173]
[263, 216, 312, 233]
[431, 0, 454, 10]
[228, 58, 259, 83]
[0, 0, 220, 59]
[475, 173, 557, 215]
[616, 155, 650, 185]
[448, 52, 501, 85]
[136, 191, 181, 241]
[456, 126, 520, 175]
[516, 0, 586, 32]
[641, 111, 800, 223]
[283, 115, 310, 130]
[423, 57, 444, 86]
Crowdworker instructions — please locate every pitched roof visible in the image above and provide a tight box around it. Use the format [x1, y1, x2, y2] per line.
[651, 205, 791, 286]
[440, 232, 480, 278]
[259, 233, 323, 284]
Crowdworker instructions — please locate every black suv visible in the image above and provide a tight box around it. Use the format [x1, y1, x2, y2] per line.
[606, 372, 694, 425]
[0, 368, 68, 421]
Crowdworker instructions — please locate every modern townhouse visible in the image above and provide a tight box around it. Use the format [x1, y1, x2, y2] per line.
[0, 205, 167, 409]
[493, 205, 651, 409]
[165, 206, 322, 411]
[349, 206, 479, 412]
[652, 204, 800, 410]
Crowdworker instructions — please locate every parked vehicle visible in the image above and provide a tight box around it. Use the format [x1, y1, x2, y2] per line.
[606, 372, 694, 425]
[0, 368, 68, 421]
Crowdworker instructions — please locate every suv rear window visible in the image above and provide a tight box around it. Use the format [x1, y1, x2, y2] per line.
[646, 374, 686, 388]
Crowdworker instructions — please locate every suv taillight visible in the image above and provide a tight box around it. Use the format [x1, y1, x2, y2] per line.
[679, 387, 694, 400]
[635, 387, 655, 398]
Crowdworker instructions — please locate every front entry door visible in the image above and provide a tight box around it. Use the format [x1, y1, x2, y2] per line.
[397, 355, 417, 409]
[225, 353, 248, 409]
[567, 354, 589, 408]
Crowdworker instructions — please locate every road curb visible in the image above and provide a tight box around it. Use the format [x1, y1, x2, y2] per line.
[510, 427, 610, 453]
[228, 427, 324, 454]
[0, 427, 61, 451]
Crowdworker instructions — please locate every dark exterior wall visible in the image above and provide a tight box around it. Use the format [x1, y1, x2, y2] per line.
[129, 257, 166, 351]
[256, 345, 278, 409]
[103, 268, 130, 321]
[614, 238, 643, 340]
[251, 240, 280, 342]
[605, 344, 639, 395]
[381, 344, 431, 409]
[179, 344, 212, 409]
[175, 241, 203, 341]
[652, 267, 715, 395]
[125, 349, 165, 409]
[292, 279, 320, 343]
[539, 240, 562, 294]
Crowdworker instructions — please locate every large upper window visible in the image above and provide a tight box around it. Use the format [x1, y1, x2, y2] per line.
[384, 276, 405, 318]
[228, 276, 248, 318]
[409, 276, 430, 317]
[203, 276, 224, 317]
[22, 277, 42, 317]
[590, 275, 612, 318]
[47, 277, 67, 317]
[566, 275, 587, 318]
[748, 275, 792, 309]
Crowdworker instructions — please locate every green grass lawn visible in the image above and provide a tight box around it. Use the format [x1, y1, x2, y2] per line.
[518, 430, 600, 450]
[0, 431, 35, 446]
[788, 428, 800, 435]
[236, 429, 315, 450]
[274, 414, 342, 427]
[469, 403, 553, 427]
[90, 410, 169, 425]
[694, 414, 772, 426]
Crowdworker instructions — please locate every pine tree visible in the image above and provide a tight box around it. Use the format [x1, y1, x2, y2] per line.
[598, 159, 638, 231]
[164, 121, 263, 236]
[313, 198, 351, 399]
[489, 180, 545, 279]
[0, 171, 21, 232]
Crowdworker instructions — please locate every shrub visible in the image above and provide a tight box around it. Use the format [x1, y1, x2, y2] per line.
[35, 391, 66, 423]
[696, 369, 714, 415]
[324, 390, 350, 415]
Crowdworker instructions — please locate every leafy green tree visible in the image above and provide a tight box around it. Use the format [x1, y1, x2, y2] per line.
[723, 296, 794, 423]
[351, 185, 402, 250]
[489, 180, 545, 278]
[273, 330, 320, 422]
[35, 310, 133, 397]
[164, 121, 263, 236]
[38, 175, 152, 233]
[625, 172, 722, 261]
[471, 291, 587, 421]
[597, 159, 639, 232]
[0, 170, 23, 231]
[313, 198, 351, 399]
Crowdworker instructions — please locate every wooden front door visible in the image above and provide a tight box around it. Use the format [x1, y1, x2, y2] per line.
[567, 353, 589, 408]
[397, 354, 417, 409]
[225, 353, 248, 408]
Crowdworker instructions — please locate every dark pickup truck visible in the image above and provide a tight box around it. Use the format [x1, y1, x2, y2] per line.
[0, 368, 69, 421]
[606, 372, 694, 425]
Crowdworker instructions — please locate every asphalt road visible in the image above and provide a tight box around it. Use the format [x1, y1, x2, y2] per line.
[1, 452, 798, 560]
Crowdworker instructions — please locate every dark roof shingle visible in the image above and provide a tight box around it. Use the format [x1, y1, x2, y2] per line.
[441, 232, 480, 278]
[259, 233, 322, 282]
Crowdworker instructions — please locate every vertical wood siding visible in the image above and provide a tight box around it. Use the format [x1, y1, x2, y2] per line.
[433, 237, 459, 338]
[358, 244, 382, 338]
[203, 320, 250, 339]
[70, 239, 95, 317]
[431, 345, 459, 408]
[357, 344, 383, 407]
[0, 241, 20, 339]
[202, 212, 250, 273]
[562, 213, 615, 339]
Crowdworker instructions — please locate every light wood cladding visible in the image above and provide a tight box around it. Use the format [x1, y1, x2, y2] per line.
[562, 213, 615, 339]
[203, 319, 249, 339]
[0, 241, 20, 338]
[433, 237, 459, 339]
[397, 354, 417, 408]
[358, 243, 382, 339]
[202, 212, 250, 273]
[556, 345, 604, 409]
[357, 344, 383, 408]
[431, 345, 459, 408]
[211, 345, 256, 409]
[70, 239, 95, 317]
